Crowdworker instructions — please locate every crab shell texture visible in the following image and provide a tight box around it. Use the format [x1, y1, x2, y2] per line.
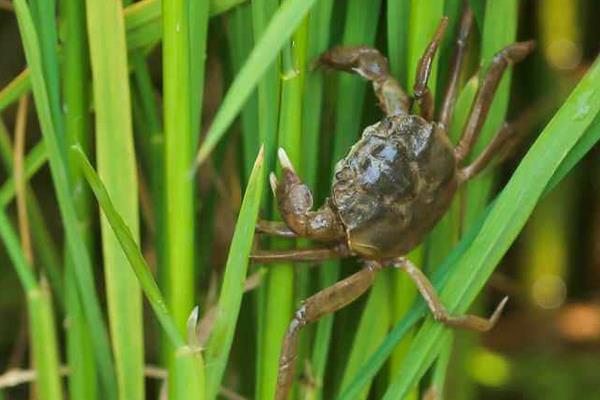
[332, 114, 457, 259]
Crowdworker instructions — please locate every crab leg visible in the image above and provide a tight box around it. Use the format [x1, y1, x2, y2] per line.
[275, 261, 383, 400]
[412, 16, 449, 121]
[394, 258, 508, 331]
[439, 8, 474, 128]
[316, 46, 409, 116]
[454, 40, 535, 162]
[250, 246, 349, 264]
[256, 220, 298, 238]
[458, 121, 515, 182]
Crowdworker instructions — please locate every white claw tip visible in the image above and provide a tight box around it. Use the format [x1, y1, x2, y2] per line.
[498, 296, 510, 310]
[491, 296, 510, 322]
[277, 147, 295, 172]
[269, 172, 278, 195]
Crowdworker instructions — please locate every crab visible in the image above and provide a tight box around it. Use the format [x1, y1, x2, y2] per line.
[251, 9, 535, 400]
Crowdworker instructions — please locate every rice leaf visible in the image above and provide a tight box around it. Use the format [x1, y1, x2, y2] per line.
[193, 0, 321, 168]
[0, 210, 63, 400]
[12, 0, 118, 395]
[85, 0, 145, 397]
[0, 70, 31, 112]
[205, 147, 264, 400]
[73, 144, 206, 399]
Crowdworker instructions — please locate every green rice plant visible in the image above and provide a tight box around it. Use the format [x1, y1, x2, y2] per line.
[162, 0, 201, 332]
[161, 0, 209, 398]
[61, 0, 97, 396]
[252, 0, 281, 394]
[74, 143, 265, 399]
[0, 141, 47, 207]
[193, 0, 320, 167]
[124, 0, 247, 51]
[387, 0, 410, 85]
[225, 4, 259, 179]
[0, 120, 62, 305]
[204, 147, 265, 399]
[0, 208, 62, 400]
[73, 145, 206, 398]
[429, 332, 453, 395]
[85, 0, 144, 398]
[0, 0, 244, 115]
[339, 277, 391, 398]
[0, 96, 62, 400]
[29, 0, 64, 153]
[127, 27, 164, 323]
[257, 14, 308, 400]
[12, 0, 118, 397]
[0, 70, 30, 112]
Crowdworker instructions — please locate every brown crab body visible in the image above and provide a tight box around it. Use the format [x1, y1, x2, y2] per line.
[331, 114, 458, 259]
[250, 16, 536, 400]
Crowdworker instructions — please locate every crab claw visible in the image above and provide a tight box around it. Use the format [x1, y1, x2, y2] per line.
[487, 296, 509, 330]
[271, 149, 314, 236]
[277, 147, 296, 173]
[269, 172, 279, 197]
